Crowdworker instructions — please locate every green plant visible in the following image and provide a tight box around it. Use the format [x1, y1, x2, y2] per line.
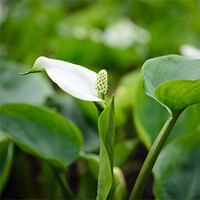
[0, 55, 199, 199]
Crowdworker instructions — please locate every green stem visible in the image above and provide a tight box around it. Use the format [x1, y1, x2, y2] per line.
[94, 93, 106, 115]
[51, 166, 75, 200]
[129, 110, 183, 200]
[94, 101, 106, 115]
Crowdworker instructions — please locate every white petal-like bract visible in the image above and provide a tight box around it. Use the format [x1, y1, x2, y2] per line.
[30, 57, 103, 102]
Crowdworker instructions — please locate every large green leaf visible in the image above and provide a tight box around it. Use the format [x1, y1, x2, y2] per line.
[0, 133, 14, 194]
[97, 97, 115, 200]
[46, 93, 99, 152]
[0, 61, 53, 105]
[133, 81, 167, 148]
[141, 55, 200, 113]
[133, 81, 200, 149]
[0, 104, 82, 169]
[155, 79, 200, 113]
[153, 130, 200, 199]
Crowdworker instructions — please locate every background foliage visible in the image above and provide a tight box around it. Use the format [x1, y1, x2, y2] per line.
[0, 0, 200, 199]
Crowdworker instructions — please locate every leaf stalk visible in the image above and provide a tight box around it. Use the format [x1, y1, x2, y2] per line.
[51, 166, 75, 200]
[129, 109, 184, 200]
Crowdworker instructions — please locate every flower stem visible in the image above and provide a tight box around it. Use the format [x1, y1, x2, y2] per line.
[94, 101, 106, 115]
[51, 166, 75, 199]
[129, 110, 183, 200]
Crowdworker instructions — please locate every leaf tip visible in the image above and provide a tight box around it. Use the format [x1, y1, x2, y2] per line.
[19, 71, 30, 75]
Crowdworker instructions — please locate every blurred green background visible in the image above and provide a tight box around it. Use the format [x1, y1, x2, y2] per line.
[0, 0, 200, 199]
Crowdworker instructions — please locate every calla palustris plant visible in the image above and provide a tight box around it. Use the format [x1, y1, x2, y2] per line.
[129, 55, 200, 199]
[20, 56, 119, 199]
[1, 55, 199, 200]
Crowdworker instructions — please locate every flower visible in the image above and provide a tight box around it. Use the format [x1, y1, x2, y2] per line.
[95, 69, 108, 94]
[22, 56, 105, 102]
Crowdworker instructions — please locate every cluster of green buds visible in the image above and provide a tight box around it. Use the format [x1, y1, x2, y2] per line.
[95, 69, 108, 94]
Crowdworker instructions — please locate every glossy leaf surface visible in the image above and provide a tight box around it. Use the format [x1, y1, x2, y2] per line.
[155, 79, 200, 113]
[141, 55, 200, 113]
[134, 80, 200, 149]
[0, 104, 82, 169]
[46, 93, 99, 152]
[153, 130, 200, 199]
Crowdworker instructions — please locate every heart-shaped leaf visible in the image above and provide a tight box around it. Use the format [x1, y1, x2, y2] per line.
[155, 79, 200, 113]
[153, 130, 200, 199]
[141, 55, 200, 114]
[133, 81, 200, 149]
[0, 104, 82, 169]
[46, 93, 99, 152]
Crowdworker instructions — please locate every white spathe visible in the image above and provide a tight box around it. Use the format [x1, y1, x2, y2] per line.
[31, 56, 103, 102]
